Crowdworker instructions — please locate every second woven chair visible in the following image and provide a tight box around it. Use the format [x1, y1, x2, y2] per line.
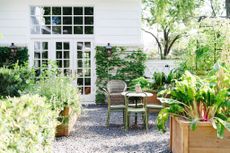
[104, 80, 127, 127]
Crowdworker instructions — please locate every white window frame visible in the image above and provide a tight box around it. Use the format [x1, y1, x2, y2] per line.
[30, 6, 94, 35]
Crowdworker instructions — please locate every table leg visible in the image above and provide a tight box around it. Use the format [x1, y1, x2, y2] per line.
[135, 99, 137, 126]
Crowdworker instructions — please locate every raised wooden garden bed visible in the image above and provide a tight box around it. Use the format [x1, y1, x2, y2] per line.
[56, 107, 78, 137]
[170, 116, 230, 153]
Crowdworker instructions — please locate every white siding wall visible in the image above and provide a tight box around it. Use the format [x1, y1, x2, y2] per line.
[0, 0, 142, 47]
[0, 0, 30, 45]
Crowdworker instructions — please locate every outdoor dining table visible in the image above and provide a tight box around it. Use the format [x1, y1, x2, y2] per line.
[121, 91, 153, 126]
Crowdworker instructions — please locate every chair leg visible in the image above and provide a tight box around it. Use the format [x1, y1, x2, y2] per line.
[106, 109, 110, 127]
[145, 111, 148, 131]
[123, 110, 125, 125]
[147, 111, 150, 127]
[128, 113, 130, 128]
[142, 113, 145, 125]
[125, 112, 129, 131]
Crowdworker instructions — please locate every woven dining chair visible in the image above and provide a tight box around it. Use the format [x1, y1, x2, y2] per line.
[103, 80, 127, 127]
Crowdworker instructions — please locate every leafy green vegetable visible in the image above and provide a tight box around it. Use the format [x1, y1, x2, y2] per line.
[157, 64, 230, 138]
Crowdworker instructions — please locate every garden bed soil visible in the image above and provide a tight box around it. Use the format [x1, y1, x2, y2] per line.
[170, 116, 230, 153]
[56, 107, 78, 137]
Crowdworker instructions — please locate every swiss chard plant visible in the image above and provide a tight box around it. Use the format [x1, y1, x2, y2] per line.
[157, 63, 230, 138]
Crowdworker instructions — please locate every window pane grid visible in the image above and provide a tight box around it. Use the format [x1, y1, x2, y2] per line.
[76, 41, 92, 95]
[33, 41, 49, 76]
[56, 42, 70, 75]
[31, 6, 94, 35]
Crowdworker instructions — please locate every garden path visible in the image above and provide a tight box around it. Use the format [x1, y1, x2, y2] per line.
[53, 106, 170, 153]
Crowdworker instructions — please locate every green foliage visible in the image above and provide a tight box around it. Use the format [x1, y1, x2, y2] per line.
[28, 67, 81, 123]
[130, 77, 152, 91]
[152, 72, 166, 91]
[0, 47, 28, 67]
[37, 77, 80, 113]
[0, 95, 57, 152]
[157, 64, 230, 138]
[180, 18, 228, 75]
[95, 46, 147, 104]
[0, 64, 35, 98]
[152, 69, 183, 92]
[143, 0, 200, 27]
[142, 0, 201, 59]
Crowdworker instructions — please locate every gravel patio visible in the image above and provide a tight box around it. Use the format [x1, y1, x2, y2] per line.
[53, 106, 170, 153]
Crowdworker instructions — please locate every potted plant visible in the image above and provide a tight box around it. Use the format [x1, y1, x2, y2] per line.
[40, 76, 81, 137]
[151, 70, 182, 105]
[29, 66, 81, 137]
[152, 72, 167, 105]
[130, 76, 161, 105]
[157, 64, 230, 153]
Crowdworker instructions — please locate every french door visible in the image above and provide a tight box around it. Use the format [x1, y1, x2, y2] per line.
[31, 39, 96, 103]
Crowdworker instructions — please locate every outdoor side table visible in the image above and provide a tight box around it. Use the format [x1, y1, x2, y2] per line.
[121, 92, 153, 126]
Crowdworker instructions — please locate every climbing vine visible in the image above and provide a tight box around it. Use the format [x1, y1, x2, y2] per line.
[95, 46, 147, 104]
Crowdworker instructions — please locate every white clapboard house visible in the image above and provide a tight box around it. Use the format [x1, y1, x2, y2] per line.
[0, 0, 143, 102]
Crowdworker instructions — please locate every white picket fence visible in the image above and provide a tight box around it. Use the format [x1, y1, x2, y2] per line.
[144, 60, 179, 78]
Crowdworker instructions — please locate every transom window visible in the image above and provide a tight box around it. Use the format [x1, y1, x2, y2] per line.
[30, 6, 94, 35]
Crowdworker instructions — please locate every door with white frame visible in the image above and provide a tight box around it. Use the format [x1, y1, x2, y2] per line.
[31, 39, 96, 103]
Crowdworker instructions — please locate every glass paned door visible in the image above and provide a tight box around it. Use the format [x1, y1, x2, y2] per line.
[55, 41, 71, 75]
[54, 39, 95, 102]
[31, 39, 95, 102]
[31, 40, 50, 76]
[75, 41, 94, 101]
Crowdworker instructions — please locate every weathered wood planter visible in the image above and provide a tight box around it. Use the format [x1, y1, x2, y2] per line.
[56, 107, 79, 137]
[170, 116, 230, 153]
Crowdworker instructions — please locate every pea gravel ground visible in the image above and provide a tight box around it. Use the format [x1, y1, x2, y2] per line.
[53, 106, 170, 153]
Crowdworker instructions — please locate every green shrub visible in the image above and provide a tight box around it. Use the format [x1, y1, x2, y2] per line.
[0, 47, 28, 67]
[0, 95, 57, 152]
[30, 74, 81, 123]
[0, 64, 35, 98]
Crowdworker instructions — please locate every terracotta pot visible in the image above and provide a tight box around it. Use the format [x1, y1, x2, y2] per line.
[170, 116, 230, 153]
[146, 91, 161, 105]
[56, 107, 78, 137]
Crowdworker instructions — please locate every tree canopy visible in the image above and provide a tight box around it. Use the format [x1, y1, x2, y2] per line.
[142, 0, 202, 59]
